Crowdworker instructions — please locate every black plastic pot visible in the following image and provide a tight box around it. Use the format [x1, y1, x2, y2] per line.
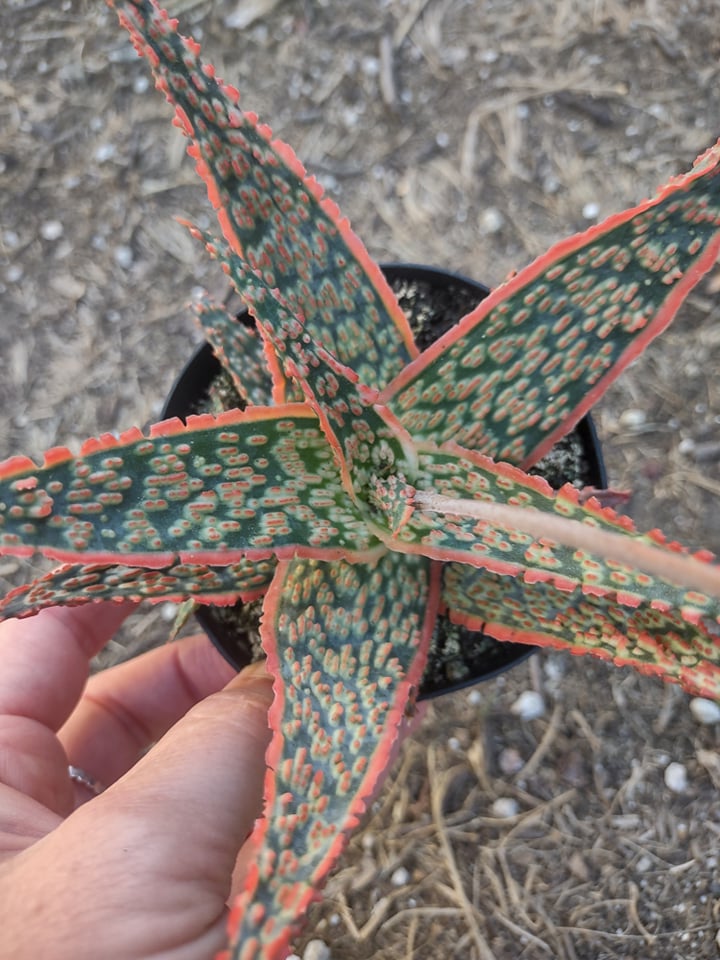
[162, 263, 607, 700]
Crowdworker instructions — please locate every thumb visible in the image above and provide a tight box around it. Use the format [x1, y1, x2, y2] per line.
[4, 662, 274, 960]
[104, 659, 274, 893]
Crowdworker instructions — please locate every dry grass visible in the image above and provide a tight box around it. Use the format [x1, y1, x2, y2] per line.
[1, 0, 720, 957]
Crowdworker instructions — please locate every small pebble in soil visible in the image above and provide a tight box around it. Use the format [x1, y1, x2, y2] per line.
[302, 940, 330, 960]
[479, 207, 504, 234]
[510, 690, 545, 721]
[618, 408, 646, 431]
[390, 866, 410, 887]
[95, 143, 116, 163]
[160, 602, 177, 621]
[663, 761, 688, 794]
[677, 437, 695, 457]
[498, 746, 524, 775]
[114, 245, 134, 269]
[492, 797, 519, 818]
[689, 697, 720, 725]
[40, 219, 64, 241]
[582, 201, 600, 220]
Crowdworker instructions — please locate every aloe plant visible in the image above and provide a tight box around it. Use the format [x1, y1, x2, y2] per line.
[2, 1, 720, 956]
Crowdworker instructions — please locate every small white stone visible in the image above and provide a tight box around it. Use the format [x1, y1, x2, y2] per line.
[677, 437, 695, 457]
[448, 735, 461, 751]
[479, 207, 505, 234]
[498, 746, 524, 775]
[114, 245, 134, 269]
[466, 688, 482, 706]
[619, 408, 646, 430]
[133, 74, 150, 94]
[543, 658, 564, 681]
[361, 56, 380, 77]
[510, 690, 545, 721]
[302, 940, 330, 960]
[40, 219, 64, 241]
[492, 797, 519, 818]
[160, 602, 178, 622]
[663, 761, 688, 794]
[582, 201, 600, 220]
[95, 143, 116, 163]
[689, 697, 720, 725]
[390, 866, 410, 886]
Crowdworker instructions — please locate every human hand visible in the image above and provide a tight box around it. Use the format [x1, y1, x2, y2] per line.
[0, 603, 273, 960]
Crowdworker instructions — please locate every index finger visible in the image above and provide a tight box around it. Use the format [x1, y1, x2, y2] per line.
[0, 603, 135, 731]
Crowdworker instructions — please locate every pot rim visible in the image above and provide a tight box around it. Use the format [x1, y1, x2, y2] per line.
[161, 262, 607, 699]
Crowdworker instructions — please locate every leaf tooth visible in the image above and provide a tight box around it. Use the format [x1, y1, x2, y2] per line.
[0, 454, 42, 480]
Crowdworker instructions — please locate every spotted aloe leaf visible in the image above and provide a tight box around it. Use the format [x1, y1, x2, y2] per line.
[368, 442, 720, 699]
[191, 293, 274, 407]
[225, 551, 437, 960]
[381, 139, 720, 469]
[201, 252, 417, 507]
[442, 563, 720, 701]
[185, 224, 304, 407]
[0, 556, 276, 621]
[380, 440, 720, 611]
[111, 0, 418, 392]
[0, 408, 381, 567]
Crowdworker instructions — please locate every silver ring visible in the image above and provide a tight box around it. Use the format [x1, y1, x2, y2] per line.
[68, 765, 105, 797]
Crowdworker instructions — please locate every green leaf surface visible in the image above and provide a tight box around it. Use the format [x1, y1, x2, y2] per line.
[0, 557, 275, 621]
[442, 562, 720, 700]
[226, 268, 418, 507]
[0, 407, 380, 565]
[111, 0, 418, 391]
[382, 140, 720, 468]
[191, 293, 274, 406]
[226, 551, 437, 959]
[378, 443, 720, 655]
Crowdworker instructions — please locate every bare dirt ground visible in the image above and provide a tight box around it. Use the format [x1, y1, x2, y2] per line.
[1, 0, 720, 957]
